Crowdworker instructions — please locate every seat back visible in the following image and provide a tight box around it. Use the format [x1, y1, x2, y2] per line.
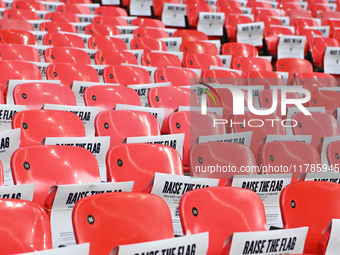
[154, 67, 198, 86]
[280, 181, 340, 254]
[95, 110, 161, 147]
[43, 32, 85, 48]
[12, 109, 86, 147]
[295, 72, 337, 92]
[309, 90, 340, 114]
[221, 43, 258, 64]
[326, 140, 340, 168]
[2, 8, 40, 20]
[0, 29, 36, 45]
[130, 17, 166, 28]
[179, 187, 267, 255]
[184, 53, 223, 71]
[180, 41, 218, 58]
[103, 65, 151, 86]
[275, 58, 313, 79]
[45, 12, 81, 23]
[44, 47, 91, 64]
[133, 27, 169, 39]
[264, 26, 293, 55]
[233, 56, 273, 77]
[11, 145, 100, 207]
[56, 3, 92, 14]
[40, 21, 78, 33]
[203, 69, 243, 85]
[0, 199, 52, 254]
[247, 70, 284, 89]
[72, 192, 174, 255]
[0, 18, 34, 31]
[92, 16, 128, 27]
[130, 37, 167, 53]
[141, 52, 182, 68]
[94, 50, 137, 65]
[94, 6, 128, 16]
[11, 0, 46, 11]
[173, 29, 208, 42]
[84, 85, 141, 112]
[106, 144, 183, 191]
[85, 23, 121, 36]
[88, 36, 127, 50]
[0, 44, 40, 62]
[309, 37, 339, 67]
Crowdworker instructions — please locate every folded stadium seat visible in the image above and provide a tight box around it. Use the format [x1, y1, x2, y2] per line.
[95, 110, 160, 147]
[0, 60, 41, 95]
[45, 12, 81, 23]
[154, 67, 199, 86]
[332, 30, 340, 45]
[179, 187, 267, 255]
[232, 56, 273, 78]
[247, 70, 284, 89]
[310, 4, 331, 18]
[0, 29, 37, 45]
[12, 109, 86, 147]
[258, 16, 282, 27]
[259, 89, 302, 119]
[259, 141, 321, 181]
[168, 111, 226, 169]
[44, 47, 91, 64]
[180, 41, 219, 59]
[222, 43, 259, 65]
[264, 26, 293, 55]
[326, 140, 340, 169]
[308, 37, 339, 68]
[40, 21, 78, 33]
[298, 29, 322, 55]
[0, 199, 52, 254]
[248, 0, 273, 9]
[43, 33, 85, 48]
[291, 18, 319, 34]
[94, 6, 128, 16]
[130, 37, 167, 53]
[84, 85, 141, 112]
[309, 90, 340, 114]
[133, 27, 170, 39]
[228, 112, 286, 158]
[186, 3, 214, 28]
[295, 72, 337, 92]
[85, 24, 121, 37]
[216, 4, 242, 15]
[275, 58, 313, 83]
[224, 14, 253, 42]
[253, 9, 280, 21]
[46, 63, 99, 87]
[286, 9, 313, 20]
[106, 144, 183, 191]
[88, 36, 127, 50]
[318, 11, 340, 22]
[2, 9, 40, 20]
[292, 112, 340, 148]
[56, 4, 92, 14]
[280, 2, 303, 11]
[94, 50, 137, 65]
[11, 145, 100, 207]
[280, 181, 340, 254]
[141, 52, 182, 68]
[148, 86, 200, 133]
[184, 53, 223, 72]
[131, 17, 166, 28]
[322, 20, 340, 37]
[0, 18, 34, 30]
[11, 0, 46, 11]
[190, 142, 257, 185]
[92, 16, 128, 27]
[103, 65, 151, 86]
[73, 192, 174, 255]
[0, 44, 40, 62]
[13, 82, 77, 110]
[173, 29, 208, 42]
[202, 69, 244, 85]
[152, 0, 180, 18]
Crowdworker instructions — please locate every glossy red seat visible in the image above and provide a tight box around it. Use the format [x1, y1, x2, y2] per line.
[40, 21, 78, 33]
[0, 44, 40, 62]
[45, 12, 81, 23]
[12, 109, 86, 147]
[94, 50, 137, 65]
[179, 187, 267, 255]
[152, 0, 180, 17]
[309, 90, 340, 114]
[88, 36, 127, 50]
[94, 6, 128, 16]
[107, 144, 183, 191]
[103, 65, 151, 86]
[173, 29, 208, 43]
[131, 17, 166, 28]
[275, 58, 313, 80]
[95, 110, 161, 147]
[46, 63, 99, 87]
[84, 85, 141, 112]
[247, 70, 284, 89]
[184, 53, 223, 72]
[292, 112, 340, 148]
[287, 9, 312, 20]
[180, 41, 218, 59]
[309, 37, 339, 67]
[92, 16, 128, 27]
[280, 181, 340, 254]
[233, 56, 273, 77]
[0, 29, 36, 45]
[11, 0, 46, 11]
[225, 14, 253, 42]
[43, 33, 85, 48]
[2, 9, 40, 20]
[141, 52, 182, 68]
[13, 82, 77, 110]
[11, 145, 100, 207]
[326, 140, 340, 168]
[186, 3, 214, 27]
[0, 199, 52, 254]
[85, 24, 121, 37]
[73, 192, 174, 255]
[222, 43, 258, 65]
[130, 37, 167, 53]
[0, 18, 34, 31]
[295, 72, 337, 92]
[133, 28, 169, 39]
[264, 26, 293, 55]
[56, 4, 92, 14]
[44, 47, 91, 64]
[154, 67, 198, 86]
[202, 69, 244, 85]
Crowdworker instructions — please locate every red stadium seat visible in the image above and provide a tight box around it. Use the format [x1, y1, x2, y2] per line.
[56, 4, 92, 14]
[292, 112, 340, 148]
[258, 16, 282, 27]
[88, 36, 127, 50]
[0, 18, 34, 31]
[73, 192, 174, 255]
[0, 44, 40, 62]
[186, 3, 214, 28]
[180, 41, 218, 59]
[280, 181, 340, 253]
[133, 28, 169, 39]
[233, 56, 273, 77]
[247, 70, 284, 89]
[92, 16, 128, 27]
[95, 110, 160, 147]
[94, 50, 137, 65]
[310, 4, 331, 18]
[309, 90, 340, 114]
[84, 85, 141, 112]
[326, 140, 340, 168]
[0, 29, 37, 45]
[12, 109, 86, 147]
[131, 17, 166, 28]
[179, 187, 267, 255]
[154, 67, 198, 86]
[44, 47, 91, 64]
[287, 9, 312, 20]
[40, 21, 78, 33]
[141, 52, 182, 68]
[130, 37, 167, 53]
[173, 29, 208, 42]
[225, 14, 253, 42]
[45, 12, 81, 23]
[2, 9, 40, 20]
[103, 65, 151, 86]
[11, 0, 46, 11]
[318, 11, 340, 23]
[85, 24, 121, 36]
[264, 26, 293, 55]
[295, 72, 337, 92]
[221, 43, 258, 65]
[106, 144, 183, 191]
[11, 145, 100, 207]
[0, 199, 52, 254]
[43, 33, 85, 48]
[275, 58, 313, 80]
[152, 0, 180, 17]
[13, 82, 77, 110]
[203, 69, 244, 85]
[94, 6, 127, 16]
[323, 20, 340, 37]
[184, 53, 223, 71]
[309, 37, 339, 67]
[46, 63, 99, 87]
